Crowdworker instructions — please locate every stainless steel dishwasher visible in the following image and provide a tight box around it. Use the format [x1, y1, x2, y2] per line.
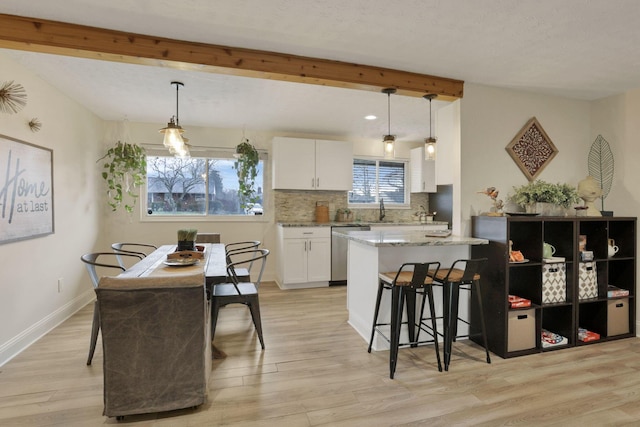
[330, 225, 370, 285]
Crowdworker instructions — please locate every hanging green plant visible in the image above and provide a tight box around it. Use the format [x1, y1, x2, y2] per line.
[233, 137, 260, 212]
[98, 140, 147, 213]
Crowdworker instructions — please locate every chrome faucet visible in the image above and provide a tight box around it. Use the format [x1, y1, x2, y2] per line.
[379, 198, 385, 221]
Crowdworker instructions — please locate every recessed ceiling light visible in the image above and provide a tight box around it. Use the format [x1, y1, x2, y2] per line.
[364, 115, 377, 120]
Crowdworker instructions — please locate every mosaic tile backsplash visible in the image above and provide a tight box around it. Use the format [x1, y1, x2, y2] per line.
[274, 190, 430, 223]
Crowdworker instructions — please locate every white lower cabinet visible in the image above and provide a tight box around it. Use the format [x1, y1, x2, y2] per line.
[277, 226, 331, 289]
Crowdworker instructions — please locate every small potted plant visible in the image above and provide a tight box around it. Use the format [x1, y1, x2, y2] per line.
[509, 180, 579, 215]
[98, 140, 147, 213]
[177, 228, 198, 252]
[336, 208, 353, 222]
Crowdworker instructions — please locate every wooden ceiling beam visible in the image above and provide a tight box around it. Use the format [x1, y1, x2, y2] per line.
[0, 13, 463, 100]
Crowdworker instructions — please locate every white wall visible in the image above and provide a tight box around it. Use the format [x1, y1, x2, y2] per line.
[0, 53, 105, 365]
[591, 89, 640, 330]
[590, 88, 640, 216]
[459, 83, 591, 235]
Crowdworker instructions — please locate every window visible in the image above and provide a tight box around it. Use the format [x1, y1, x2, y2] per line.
[349, 158, 408, 206]
[145, 154, 264, 216]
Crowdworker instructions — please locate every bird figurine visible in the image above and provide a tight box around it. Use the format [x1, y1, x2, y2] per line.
[478, 187, 504, 215]
[479, 187, 500, 200]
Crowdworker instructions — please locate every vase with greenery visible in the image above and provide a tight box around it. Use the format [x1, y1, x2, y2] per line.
[177, 228, 198, 251]
[509, 180, 579, 215]
[233, 137, 260, 212]
[98, 140, 147, 213]
[336, 208, 353, 222]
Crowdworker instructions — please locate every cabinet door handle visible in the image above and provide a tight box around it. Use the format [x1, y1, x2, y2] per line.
[309, 241, 312, 251]
[304, 241, 307, 252]
[316, 177, 320, 188]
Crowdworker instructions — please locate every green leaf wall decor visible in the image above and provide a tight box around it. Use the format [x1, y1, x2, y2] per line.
[587, 134, 614, 211]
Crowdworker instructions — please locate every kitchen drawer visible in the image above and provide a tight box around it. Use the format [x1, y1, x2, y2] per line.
[281, 226, 331, 239]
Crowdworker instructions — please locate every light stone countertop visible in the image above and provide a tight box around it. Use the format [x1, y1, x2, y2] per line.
[331, 229, 488, 247]
[277, 221, 449, 227]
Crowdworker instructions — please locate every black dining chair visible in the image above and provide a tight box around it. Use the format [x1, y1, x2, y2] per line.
[111, 242, 157, 269]
[195, 233, 221, 244]
[80, 252, 143, 365]
[211, 248, 269, 350]
[224, 240, 261, 281]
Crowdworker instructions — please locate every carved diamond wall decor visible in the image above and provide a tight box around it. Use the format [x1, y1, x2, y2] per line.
[506, 117, 558, 181]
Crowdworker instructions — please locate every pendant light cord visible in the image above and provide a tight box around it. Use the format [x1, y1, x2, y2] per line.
[175, 82, 180, 126]
[171, 81, 184, 126]
[429, 96, 432, 138]
[387, 92, 391, 135]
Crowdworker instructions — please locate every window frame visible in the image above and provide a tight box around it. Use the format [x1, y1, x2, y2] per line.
[348, 156, 411, 209]
[139, 147, 269, 223]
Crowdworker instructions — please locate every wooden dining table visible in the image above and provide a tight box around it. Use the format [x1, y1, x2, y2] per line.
[117, 243, 229, 358]
[118, 243, 227, 284]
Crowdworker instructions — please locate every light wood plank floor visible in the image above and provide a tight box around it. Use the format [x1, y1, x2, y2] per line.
[1, 283, 640, 426]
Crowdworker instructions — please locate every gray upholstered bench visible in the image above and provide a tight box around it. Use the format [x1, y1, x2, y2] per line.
[96, 272, 210, 419]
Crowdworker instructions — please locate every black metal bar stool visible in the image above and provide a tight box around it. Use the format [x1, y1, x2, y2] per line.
[368, 262, 442, 379]
[430, 258, 491, 371]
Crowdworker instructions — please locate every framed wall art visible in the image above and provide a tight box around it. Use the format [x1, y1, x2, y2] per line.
[0, 134, 54, 244]
[506, 117, 558, 181]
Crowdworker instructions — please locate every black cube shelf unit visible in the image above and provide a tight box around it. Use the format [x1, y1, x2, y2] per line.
[471, 215, 636, 359]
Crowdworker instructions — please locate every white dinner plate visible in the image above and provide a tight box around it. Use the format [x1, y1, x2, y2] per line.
[163, 258, 199, 267]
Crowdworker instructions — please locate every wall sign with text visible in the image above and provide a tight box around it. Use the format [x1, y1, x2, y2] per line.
[0, 134, 54, 244]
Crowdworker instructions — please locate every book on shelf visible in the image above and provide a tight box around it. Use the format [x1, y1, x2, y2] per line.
[543, 256, 566, 263]
[508, 294, 531, 308]
[578, 327, 600, 342]
[541, 329, 568, 348]
[608, 285, 630, 298]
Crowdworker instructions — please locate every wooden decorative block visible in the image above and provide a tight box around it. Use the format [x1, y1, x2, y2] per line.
[506, 117, 558, 181]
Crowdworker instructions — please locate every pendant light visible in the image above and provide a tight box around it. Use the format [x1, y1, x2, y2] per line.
[423, 94, 437, 160]
[382, 88, 396, 158]
[159, 81, 189, 157]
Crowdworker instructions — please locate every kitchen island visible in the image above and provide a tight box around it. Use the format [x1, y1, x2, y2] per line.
[332, 228, 488, 351]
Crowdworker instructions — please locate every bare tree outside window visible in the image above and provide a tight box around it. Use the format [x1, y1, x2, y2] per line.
[146, 155, 264, 216]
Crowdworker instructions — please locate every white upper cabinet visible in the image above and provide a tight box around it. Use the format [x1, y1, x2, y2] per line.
[410, 146, 436, 193]
[272, 137, 353, 190]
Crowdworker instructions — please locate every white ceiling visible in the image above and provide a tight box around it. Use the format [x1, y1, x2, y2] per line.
[2, 0, 640, 142]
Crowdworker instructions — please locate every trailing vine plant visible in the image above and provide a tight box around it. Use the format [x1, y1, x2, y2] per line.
[233, 137, 260, 212]
[98, 140, 147, 213]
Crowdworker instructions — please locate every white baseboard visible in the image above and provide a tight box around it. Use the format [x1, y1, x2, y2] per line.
[0, 290, 94, 367]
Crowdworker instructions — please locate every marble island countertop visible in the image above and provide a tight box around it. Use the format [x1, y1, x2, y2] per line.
[278, 220, 449, 227]
[332, 228, 488, 247]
